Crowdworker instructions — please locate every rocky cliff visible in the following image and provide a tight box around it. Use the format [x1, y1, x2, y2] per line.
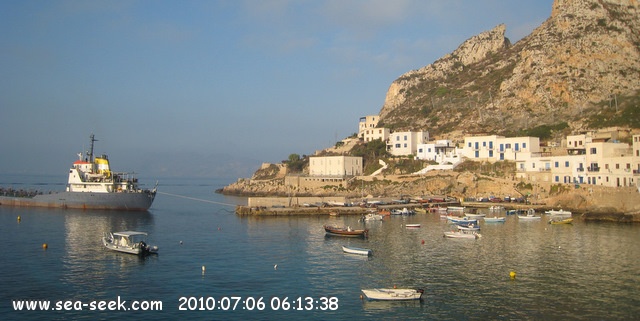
[379, 0, 640, 137]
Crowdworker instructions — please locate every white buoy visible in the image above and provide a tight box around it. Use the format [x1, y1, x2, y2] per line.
[274, 264, 278, 270]
[202, 265, 206, 273]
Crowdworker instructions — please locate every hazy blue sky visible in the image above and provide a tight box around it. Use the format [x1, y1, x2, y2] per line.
[1, 0, 554, 180]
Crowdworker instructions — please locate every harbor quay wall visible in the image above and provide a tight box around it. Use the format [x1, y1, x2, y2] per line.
[235, 205, 369, 216]
[247, 196, 349, 208]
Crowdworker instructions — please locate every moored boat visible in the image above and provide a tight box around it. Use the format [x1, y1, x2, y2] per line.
[545, 209, 572, 216]
[444, 230, 481, 239]
[465, 213, 486, 218]
[405, 223, 421, 228]
[518, 208, 541, 220]
[323, 225, 368, 238]
[484, 216, 506, 223]
[102, 231, 158, 255]
[456, 224, 480, 231]
[549, 218, 574, 224]
[361, 288, 424, 301]
[0, 134, 156, 211]
[361, 213, 384, 221]
[342, 245, 372, 256]
[448, 217, 478, 225]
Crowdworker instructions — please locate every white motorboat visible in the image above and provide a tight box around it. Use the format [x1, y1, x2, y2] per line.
[456, 224, 480, 231]
[405, 223, 421, 228]
[545, 209, 572, 216]
[465, 213, 486, 218]
[484, 216, 506, 223]
[102, 231, 158, 255]
[362, 213, 384, 221]
[342, 245, 372, 256]
[518, 214, 541, 220]
[444, 230, 481, 239]
[361, 288, 424, 301]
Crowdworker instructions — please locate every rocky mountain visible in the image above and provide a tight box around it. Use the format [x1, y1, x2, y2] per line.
[378, 0, 640, 140]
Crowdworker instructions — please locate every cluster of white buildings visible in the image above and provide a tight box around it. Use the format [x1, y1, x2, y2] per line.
[304, 115, 640, 190]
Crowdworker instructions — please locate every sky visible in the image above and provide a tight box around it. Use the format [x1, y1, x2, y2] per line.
[0, 0, 554, 180]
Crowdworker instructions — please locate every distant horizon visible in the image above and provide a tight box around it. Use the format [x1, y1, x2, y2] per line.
[1, 0, 554, 178]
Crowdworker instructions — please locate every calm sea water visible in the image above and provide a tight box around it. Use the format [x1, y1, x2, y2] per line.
[1, 174, 639, 320]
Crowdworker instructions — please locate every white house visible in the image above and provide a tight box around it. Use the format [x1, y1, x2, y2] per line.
[308, 156, 363, 177]
[415, 140, 461, 163]
[362, 127, 390, 143]
[463, 135, 539, 162]
[358, 115, 380, 139]
[516, 135, 640, 188]
[387, 131, 430, 156]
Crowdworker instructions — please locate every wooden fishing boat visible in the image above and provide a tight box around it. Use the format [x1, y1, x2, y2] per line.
[323, 225, 368, 237]
[361, 288, 424, 301]
[342, 245, 372, 256]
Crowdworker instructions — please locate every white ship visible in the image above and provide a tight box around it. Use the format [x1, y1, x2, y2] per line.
[0, 134, 156, 211]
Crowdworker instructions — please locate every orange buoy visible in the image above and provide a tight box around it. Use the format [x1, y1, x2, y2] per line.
[42, 243, 48, 250]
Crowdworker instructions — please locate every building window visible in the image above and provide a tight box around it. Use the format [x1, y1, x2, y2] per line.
[475, 151, 479, 158]
[515, 143, 520, 151]
[616, 164, 620, 169]
[555, 176, 559, 182]
[468, 142, 471, 147]
[590, 148, 597, 154]
[418, 148, 423, 153]
[404, 135, 407, 141]
[489, 141, 493, 149]
[565, 161, 570, 167]
[395, 144, 401, 148]
[483, 142, 486, 147]
[489, 150, 493, 157]
[523, 143, 527, 149]
[555, 161, 559, 168]
[403, 143, 407, 148]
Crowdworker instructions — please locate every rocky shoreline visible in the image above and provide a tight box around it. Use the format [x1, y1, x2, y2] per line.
[219, 171, 640, 222]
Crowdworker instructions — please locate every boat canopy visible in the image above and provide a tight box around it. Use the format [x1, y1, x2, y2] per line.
[113, 231, 148, 237]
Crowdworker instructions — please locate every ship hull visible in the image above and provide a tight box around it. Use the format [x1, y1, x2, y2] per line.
[0, 191, 155, 211]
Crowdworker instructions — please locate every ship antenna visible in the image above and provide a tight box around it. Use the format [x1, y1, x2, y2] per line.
[88, 134, 98, 162]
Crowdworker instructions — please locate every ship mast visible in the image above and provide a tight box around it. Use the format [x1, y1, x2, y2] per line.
[87, 134, 98, 163]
